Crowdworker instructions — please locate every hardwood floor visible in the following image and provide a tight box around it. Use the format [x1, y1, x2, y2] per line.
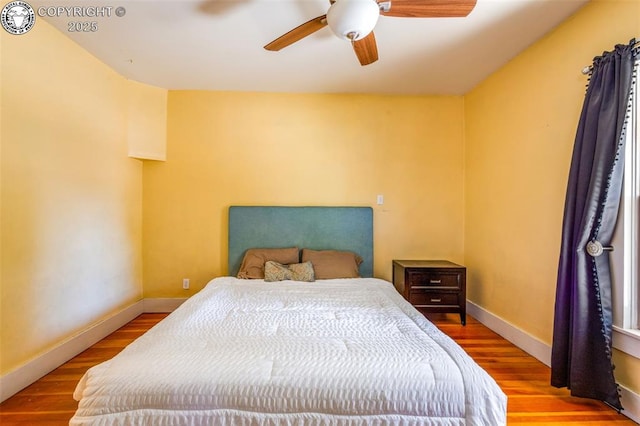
[0, 312, 636, 425]
[0, 314, 167, 425]
[426, 313, 637, 425]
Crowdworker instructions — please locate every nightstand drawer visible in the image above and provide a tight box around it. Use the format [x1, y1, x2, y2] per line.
[407, 271, 461, 289]
[393, 260, 467, 325]
[410, 291, 459, 306]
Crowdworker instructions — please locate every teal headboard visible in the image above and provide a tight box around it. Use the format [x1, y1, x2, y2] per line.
[228, 206, 374, 277]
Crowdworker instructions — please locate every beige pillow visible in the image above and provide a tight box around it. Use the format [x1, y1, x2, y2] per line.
[237, 247, 299, 279]
[264, 261, 315, 282]
[301, 249, 363, 279]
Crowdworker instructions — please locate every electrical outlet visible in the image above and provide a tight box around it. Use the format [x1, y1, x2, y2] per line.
[376, 194, 384, 205]
[182, 278, 190, 290]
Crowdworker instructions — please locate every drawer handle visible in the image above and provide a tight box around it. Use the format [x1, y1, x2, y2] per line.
[429, 279, 442, 284]
[430, 298, 442, 303]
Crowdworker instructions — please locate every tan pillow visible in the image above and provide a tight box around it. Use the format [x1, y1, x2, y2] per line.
[264, 261, 315, 282]
[301, 249, 363, 279]
[237, 247, 299, 279]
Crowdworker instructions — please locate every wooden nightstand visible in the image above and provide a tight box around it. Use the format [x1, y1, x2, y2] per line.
[392, 260, 467, 325]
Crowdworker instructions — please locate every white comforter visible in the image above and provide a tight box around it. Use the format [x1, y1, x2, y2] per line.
[71, 277, 507, 425]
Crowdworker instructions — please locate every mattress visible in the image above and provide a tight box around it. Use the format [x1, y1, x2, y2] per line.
[71, 277, 507, 425]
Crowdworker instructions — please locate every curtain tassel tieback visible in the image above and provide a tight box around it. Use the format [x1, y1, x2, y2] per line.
[586, 240, 614, 257]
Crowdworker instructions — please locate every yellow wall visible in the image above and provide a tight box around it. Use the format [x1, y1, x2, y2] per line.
[127, 82, 168, 161]
[2, 0, 639, 408]
[142, 91, 466, 296]
[0, 20, 145, 374]
[464, 0, 639, 398]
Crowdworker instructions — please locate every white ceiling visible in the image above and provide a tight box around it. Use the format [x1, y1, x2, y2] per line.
[32, 0, 589, 95]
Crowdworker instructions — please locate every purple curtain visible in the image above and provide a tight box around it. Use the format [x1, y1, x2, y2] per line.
[551, 40, 636, 410]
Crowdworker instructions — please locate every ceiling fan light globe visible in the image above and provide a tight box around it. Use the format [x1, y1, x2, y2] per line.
[326, 0, 380, 41]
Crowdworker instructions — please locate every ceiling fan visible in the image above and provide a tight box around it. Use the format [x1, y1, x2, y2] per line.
[264, 0, 477, 66]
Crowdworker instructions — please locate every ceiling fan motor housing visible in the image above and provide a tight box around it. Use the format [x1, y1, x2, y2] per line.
[326, 0, 380, 41]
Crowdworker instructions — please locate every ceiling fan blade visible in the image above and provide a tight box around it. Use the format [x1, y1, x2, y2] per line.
[379, 0, 476, 18]
[352, 32, 378, 66]
[264, 15, 327, 51]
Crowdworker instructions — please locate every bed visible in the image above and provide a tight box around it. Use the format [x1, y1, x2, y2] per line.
[71, 206, 507, 425]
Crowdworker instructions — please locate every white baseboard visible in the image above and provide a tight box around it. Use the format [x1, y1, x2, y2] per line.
[0, 301, 144, 402]
[467, 300, 640, 424]
[0, 298, 185, 403]
[620, 384, 640, 424]
[466, 300, 552, 366]
[143, 297, 187, 312]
